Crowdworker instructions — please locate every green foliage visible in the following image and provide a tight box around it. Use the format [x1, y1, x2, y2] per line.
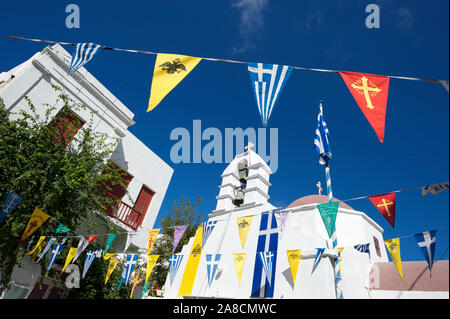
[150, 195, 203, 289]
[0, 88, 129, 296]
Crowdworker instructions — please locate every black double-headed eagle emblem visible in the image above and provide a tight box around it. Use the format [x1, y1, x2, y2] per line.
[159, 58, 187, 74]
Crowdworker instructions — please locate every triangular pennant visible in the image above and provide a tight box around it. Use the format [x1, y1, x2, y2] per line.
[178, 226, 203, 297]
[145, 254, 160, 284]
[47, 242, 65, 270]
[258, 251, 276, 286]
[82, 250, 97, 278]
[147, 229, 160, 253]
[172, 225, 188, 254]
[274, 210, 289, 234]
[421, 182, 449, 197]
[147, 53, 202, 112]
[103, 253, 114, 260]
[18, 207, 50, 245]
[233, 253, 246, 287]
[118, 254, 138, 289]
[72, 236, 89, 263]
[124, 232, 137, 252]
[368, 193, 396, 228]
[169, 254, 184, 285]
[68, 43, 102, 74]
[105, 257, 119, 284]
[25, 236, 46, 256]
[88, 235, 99, 243]
[31, 238, 47, 262]
[286, 249, 301, 286]
[55, 223, 71, 234]
[206, 254, 222, 287]
[440, 80, 449, 93]
[354, 243, 371, 259]
[339, 71, 390, 143]
[317, 202, 339, 238]
[0, 190, 23, 222]
[36, 237, 57, 263]
[236, 216, 253, 249]
[104, 234, 117, 255]
[201, 220, 217, 248]
[312, 248, 325, 274]
[247, 63, 293, 126]
[141, 280, 151, 299]
[384, 238, 403, 280]
[414, 230, 437, 274]
[130, 273, 141, 299]
[61, 247, 78, 274]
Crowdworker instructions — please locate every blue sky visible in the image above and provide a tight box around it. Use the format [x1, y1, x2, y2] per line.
[0, 1, 448, 263]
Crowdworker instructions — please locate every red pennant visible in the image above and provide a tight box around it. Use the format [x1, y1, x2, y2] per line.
[88, 235, 99, 243]
[339, 71, 390, 143]
[368, 193, 396, 228]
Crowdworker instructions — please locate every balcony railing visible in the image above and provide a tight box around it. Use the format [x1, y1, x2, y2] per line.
[104, 192, 145, 231]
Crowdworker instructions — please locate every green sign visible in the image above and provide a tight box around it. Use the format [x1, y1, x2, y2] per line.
[317, 202, 339, 238]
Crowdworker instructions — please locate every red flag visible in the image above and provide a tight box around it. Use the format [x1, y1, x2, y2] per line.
[88, 235, 99, 243]
[368, 193, 396, 227]
[339, 71, 390, 143]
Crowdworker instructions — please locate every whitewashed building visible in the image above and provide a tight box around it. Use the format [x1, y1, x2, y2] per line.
[0, 44, 173, 298]
[162, 150, 448, 299]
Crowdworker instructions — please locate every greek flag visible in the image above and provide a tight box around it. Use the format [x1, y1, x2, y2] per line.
[202, 220, 217, 248]
[68, 43, 102, 74]
[311, 248, 325, 274]
[118, 254, 138, 289]
[169, 254, 184, 285]
[248, 63, 293, 126]
[251, 211, 279, 298]
[206, 254, 221, 286]
[47, 240, 66, 270]
[0, 190, 23, 222]
[415, 230, 437, 273]
[314, 103, 332, 165]
[258, 251, 276, 286]
[354, 243, 370, 257]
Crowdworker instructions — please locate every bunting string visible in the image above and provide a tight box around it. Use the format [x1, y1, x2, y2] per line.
[2, 35, 448, 84]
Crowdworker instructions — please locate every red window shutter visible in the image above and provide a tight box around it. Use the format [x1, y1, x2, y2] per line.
[101, 162, 133, 216]
[49, 108, 85, 147]
[133, 185, 154, 226]
[373, 236, 381, 257]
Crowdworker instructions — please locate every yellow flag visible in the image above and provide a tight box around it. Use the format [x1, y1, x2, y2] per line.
[236, 216, 253, 249]
[385, 238, 403, 280]
[233, 253, 247, 286]
[25, 236, 46, 255]
[147, 53, 202, 112]
[147, 229, 160, 253]
[19, 208, 50, 245]
[31, 239, 47, 261]
[61, 247, 77, 275]
[130, 273, 141, 299]
[286, 250, 301, 286]
[145, 254, 160, 283]
[178, 226, 203, 297]
[105, 257, 119, 284]
[103, 253, 114, 260]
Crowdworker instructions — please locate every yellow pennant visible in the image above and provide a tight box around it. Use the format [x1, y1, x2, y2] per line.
[25, 236, 46, 255]
[61, 247, 78, 275]
[236, 216, 253, 249]
[19, 208, 50, 245]
[286, 250, 301, 286]
[384, 238, 403, 280]
[103, 253, 114, 260]
[337, 247, 344, 278]
[130, 273, 141, 299]
[178, 226, 203, 297]
[105, 257, 119, 284]
[147, 229, 160, 253]
[145, 254, 160, 283]
[147, 53, 202, 112]
[233, 253, 247, 286]
[31, 239, 47, 261]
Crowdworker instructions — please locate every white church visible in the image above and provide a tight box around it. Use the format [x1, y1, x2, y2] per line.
[162, 149, 448, 299]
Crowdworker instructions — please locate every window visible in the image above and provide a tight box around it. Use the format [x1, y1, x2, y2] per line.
[48, 107, 85, 147]
[133, 185, 154, 227]
[373, 236, 381, 257]
[101, 162, 133, 217]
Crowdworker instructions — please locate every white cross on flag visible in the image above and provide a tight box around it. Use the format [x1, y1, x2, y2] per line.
[414, 230, 438, 274]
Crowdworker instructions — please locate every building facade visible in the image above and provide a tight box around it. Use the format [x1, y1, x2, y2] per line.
[0, 44, 173, 298]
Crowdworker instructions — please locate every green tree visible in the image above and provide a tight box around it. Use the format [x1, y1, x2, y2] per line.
[149, 195, 203, 291]
[0, 86, 131, 298]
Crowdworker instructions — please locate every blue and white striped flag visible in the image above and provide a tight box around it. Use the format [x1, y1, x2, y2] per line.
[248, 63, 293, 126]
[415, 230, 437, 274]
[354, 243, 371, 258]
[118, 254, 138, 289]
[47, 240, 66, 270]
[0, 190, 23, 222]
[206, 254, 222, 287]
[169, 254, 184, 285]
[311, 248, 325, 274]
[202, 220, 217, 248]
[68, 43, 102, 74]
[314, 103, 332, 166]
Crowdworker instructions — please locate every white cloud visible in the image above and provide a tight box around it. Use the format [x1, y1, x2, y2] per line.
[232, 0, 269, 38]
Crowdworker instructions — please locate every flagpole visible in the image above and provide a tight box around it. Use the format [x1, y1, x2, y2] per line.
[319, 101, 343, 299]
